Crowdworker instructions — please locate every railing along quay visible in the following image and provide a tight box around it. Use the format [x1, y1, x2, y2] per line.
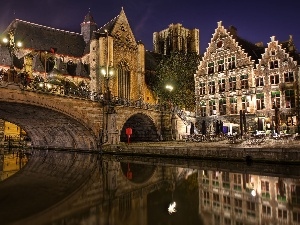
[102, 142, 300, 164]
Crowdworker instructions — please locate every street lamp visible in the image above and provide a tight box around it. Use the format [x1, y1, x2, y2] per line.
[2, 30, 22, 69]
[165, 84, 175, 140]
[100, 29, 114, 145]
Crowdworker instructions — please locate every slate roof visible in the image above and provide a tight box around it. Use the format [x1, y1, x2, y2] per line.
[234, 36, 265, 64]
[2, 19, 86, 58]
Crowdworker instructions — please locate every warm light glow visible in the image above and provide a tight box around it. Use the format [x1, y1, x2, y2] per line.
[3, 37, 8, 43]
[251, 189, 256, 197]
[16, 41, 22, 48]
[166, 84, 173, 92]
[101, 68, 106, 75]
[168, 201, 176, 214]
[46, 83, 52, 89]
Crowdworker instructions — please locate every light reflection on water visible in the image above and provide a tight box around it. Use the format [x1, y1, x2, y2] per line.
[0, 150, 29, 181]
[1, 149, 300, 225]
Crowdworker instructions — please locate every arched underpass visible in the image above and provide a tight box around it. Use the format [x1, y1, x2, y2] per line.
[0, 102, 97, 150]
[120, 113, 159, 142]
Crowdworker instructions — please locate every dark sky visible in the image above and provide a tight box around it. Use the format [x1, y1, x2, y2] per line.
[1, 0, 300, 54]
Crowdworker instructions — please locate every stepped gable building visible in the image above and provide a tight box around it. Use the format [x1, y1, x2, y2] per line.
[153, 23, 200, 55]
[0, 8, 156, 103]
[195, 21, 300, 134]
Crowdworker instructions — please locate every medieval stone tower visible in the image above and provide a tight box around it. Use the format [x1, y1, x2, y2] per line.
[153, 23, 200, 55]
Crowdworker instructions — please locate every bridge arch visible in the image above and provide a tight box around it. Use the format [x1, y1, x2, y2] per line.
[118, 112, 160, 142]
[0, 87, 101, 149]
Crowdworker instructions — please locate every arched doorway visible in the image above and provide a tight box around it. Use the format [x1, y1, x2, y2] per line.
[120, 113, 158, 142]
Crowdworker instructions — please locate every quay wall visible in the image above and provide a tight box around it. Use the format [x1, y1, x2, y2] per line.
[103, 143, 300, 163]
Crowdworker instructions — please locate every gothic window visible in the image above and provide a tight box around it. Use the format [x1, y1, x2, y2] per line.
[209, 100, 216, 116]
[228, 57, 236, 70]
[269, 60, 279, 69]
[256, 93, 265, 110]
[271, 91, 280, 109]
[230, 97, 237, 114]
[117, 62, 130, 99]
[208, 81, 215, 94]
[270, 74, 280, 85]
[256, 76, 264, 87]
[285, 90, 295, 108]
[218, 59, 224, 72]
[240, 74, 249, 89]
[218, 79, 225, 92]
[229, 77, 236, 91]
[208, 62, 214, 74]
[219, 98, 226, 115]
[199, 82, 206, 95]
[284, 71, 294, 82]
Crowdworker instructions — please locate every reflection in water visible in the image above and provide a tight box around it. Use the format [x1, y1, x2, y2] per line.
[0, 151, 29, 181]
[1, 150, 300, 225]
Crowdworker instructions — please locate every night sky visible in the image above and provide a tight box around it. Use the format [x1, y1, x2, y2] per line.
[0, 0, 300, 54]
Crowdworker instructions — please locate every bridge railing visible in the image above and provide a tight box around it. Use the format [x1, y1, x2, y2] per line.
[0, 72, 198, 127]
[0, 72, 167, 111]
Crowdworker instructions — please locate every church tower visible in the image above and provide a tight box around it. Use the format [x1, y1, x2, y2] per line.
[81, 10, 98, 43]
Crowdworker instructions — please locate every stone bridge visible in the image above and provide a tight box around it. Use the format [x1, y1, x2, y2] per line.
[0, 84, 171, 150]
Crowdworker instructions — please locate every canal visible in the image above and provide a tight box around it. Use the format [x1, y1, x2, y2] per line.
[1, 147, 300, 225]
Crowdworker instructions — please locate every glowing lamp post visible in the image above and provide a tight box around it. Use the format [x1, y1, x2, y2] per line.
[165, 84, 175, 140]
[2, 31, 22, 69]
